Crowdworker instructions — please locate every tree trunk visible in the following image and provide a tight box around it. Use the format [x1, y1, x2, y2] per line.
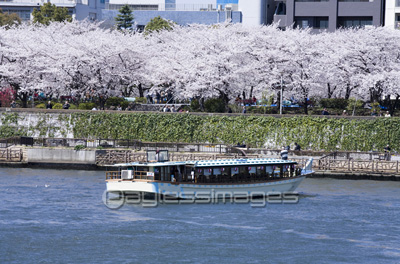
[327, 83, 333, 98]
[219, 91, 230, 112]
[277, 91, 281, 112]
[345, 83, 351, 100]
[137, 83, 144, 98]
[249, 86, 254, 99]
[304, 96, 308, 115]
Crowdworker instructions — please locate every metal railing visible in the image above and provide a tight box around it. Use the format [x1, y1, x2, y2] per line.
[106, 171, 153, 180]
[105, 3, 218, 11]
[21, 137, 228, 153]
[0, 148, 22, 162]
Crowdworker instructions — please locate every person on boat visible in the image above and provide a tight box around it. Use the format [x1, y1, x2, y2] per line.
[155, 150, 160, 162]
[294, 143, 301, 151]
[190, 169, 195, 182]
[280, 147, 288, 160]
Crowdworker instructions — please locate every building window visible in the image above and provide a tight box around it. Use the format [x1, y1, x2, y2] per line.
[337, 17, 372, 28]
[2, 9, 31, 20]
[107, 4, 158, 10]
[165, 0, 176, 10]
[274, 2, 286, 15]
[89, 12, 97, 21]
[316, 17, 329, 28]
[294, 17, 329, 29]
[295, 0, 329, 2]
[338, 0, 371, 2]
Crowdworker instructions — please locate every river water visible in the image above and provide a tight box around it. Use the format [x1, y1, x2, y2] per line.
[0, 168, 399, 263]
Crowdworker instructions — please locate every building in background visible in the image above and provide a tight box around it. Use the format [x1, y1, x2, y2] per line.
[273, 0, 384, 32]
[102, 0, 242, 28]
[385, 0, 400, 29]
[0, 0, 105, 22]
[0, 0, 394, 32]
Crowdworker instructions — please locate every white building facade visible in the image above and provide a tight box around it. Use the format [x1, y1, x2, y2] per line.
[0, 0, 105, 21]
[385, 0, 400, 29]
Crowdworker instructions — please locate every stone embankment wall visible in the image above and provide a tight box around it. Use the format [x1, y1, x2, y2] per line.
[27, 148, 96, 164]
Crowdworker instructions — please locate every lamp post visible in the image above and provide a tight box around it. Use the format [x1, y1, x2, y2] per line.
[280, 73, 283, 115]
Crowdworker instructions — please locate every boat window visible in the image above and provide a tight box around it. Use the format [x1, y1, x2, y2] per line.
[257, 166, 265, 176]
[266, 166, 273, 173]
[154, 167, 160, 181]
[248, 166, 256, 174]
[221, 167, 228, 175]
[137, 166, 149, 172]
[239, 166, 248, 176]
[231, 167, 239, 175]
[213, 168, 221, 175]
[160, 166, 169, 181]
[204, 168, 212, 176]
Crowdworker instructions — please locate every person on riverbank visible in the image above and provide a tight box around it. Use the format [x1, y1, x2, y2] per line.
[46, 101, 52, 109]
[62, 101, 70, 109]
[10, 101, 16, 108]
[280, 147, 288, 160]
[294, 143, 301, 151]
[322, 108, 329, 115]
[384, 145, 391, 161]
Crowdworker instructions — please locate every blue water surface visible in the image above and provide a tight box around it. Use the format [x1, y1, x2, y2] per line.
[0, 168, 399, 263]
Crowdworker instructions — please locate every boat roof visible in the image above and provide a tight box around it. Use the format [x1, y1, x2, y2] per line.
[188, 158, 296, 167]
[109, 158, 296, 167]
[110, 161, 187, 167]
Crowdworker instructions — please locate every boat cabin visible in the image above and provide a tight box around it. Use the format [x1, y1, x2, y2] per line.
[106, 150, 302, 184]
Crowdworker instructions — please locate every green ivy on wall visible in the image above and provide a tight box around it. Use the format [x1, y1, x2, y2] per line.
[1, 111, 399, 152]
[69, 112, 399, 152]
[0, 113, 27, 138]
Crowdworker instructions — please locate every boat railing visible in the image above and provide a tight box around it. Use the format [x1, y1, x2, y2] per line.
[106, 170, 154, 181]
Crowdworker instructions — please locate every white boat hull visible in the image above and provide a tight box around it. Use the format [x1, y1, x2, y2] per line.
[106, 175, 306, 199]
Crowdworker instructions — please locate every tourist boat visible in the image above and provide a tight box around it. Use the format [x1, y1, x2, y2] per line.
[105, 150, 313, 199]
